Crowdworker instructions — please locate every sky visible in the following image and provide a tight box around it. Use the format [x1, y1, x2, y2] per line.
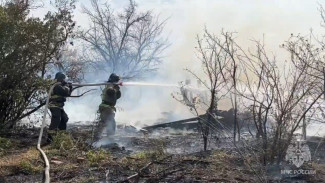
[29, 0, 325, 129]
[32, 0, 325, 77]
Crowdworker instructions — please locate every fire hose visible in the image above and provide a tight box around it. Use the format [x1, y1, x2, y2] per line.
[37, 81, 122, 183]
[37, 81, 196, 182]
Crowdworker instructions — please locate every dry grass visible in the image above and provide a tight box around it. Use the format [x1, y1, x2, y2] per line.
[86, 149, 111, 166]
[0, 137, 13, 156]
[0, 148, 42, 175]
[310, 163, 325, 182]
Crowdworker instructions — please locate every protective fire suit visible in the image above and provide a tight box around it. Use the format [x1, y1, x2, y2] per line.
[94, 83, 121, 140]
[47, 73, 72, 142]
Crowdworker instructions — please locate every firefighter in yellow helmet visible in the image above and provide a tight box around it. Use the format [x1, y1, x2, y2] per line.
[94, 73, 121, 141]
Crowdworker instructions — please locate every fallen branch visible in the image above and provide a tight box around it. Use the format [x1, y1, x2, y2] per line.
[146, 159, 185, 182]
[119, 155, 173, 183]
[119, 162, 153, 183]
[146, 168, 184, 182]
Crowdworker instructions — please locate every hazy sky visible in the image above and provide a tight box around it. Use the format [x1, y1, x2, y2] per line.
[31, 0, 325, 126]
[32, 0, 325, 80]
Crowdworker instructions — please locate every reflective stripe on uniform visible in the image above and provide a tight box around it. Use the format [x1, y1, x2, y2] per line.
[51, 95, 61, 98]
[49, 93, 65, 108]
[99, 103, 116, 112]
[49, 103, 63, 109]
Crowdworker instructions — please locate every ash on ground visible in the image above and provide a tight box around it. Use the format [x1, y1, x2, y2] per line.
[85, 124, 235, 155]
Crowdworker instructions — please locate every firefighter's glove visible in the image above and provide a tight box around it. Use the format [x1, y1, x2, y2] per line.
[67, 82, 73, 91]
[114, 85, 120, 90]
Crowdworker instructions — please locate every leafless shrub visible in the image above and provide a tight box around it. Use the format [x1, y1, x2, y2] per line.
[174, 28, 232, 151]
[79, 0, 169, 79]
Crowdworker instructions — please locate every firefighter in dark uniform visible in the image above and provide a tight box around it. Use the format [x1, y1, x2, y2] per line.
[94, 73, 121, 141]
[47, 72, 72, 143]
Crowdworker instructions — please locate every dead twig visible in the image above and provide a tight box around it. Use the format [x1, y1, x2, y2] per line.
[119, 155, 173, 183]
[146, 168, 185, 182]
[119, 162, 153, 183]
[69, 89, 97, 98]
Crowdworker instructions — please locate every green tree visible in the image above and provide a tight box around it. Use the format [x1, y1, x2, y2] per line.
[0, 0, 76, 130]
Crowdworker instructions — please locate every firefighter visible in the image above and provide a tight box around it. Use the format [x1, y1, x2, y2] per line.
[47, 72, 72, 143]
[94, 73, 121, 141]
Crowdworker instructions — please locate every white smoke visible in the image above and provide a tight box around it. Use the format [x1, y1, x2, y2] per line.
[27, 0, 325, 132]
[64, 77, 194, 127]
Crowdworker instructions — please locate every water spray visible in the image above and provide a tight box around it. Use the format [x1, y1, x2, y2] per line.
[120, 81, 206, 92]
[121, 81, 178, 88]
